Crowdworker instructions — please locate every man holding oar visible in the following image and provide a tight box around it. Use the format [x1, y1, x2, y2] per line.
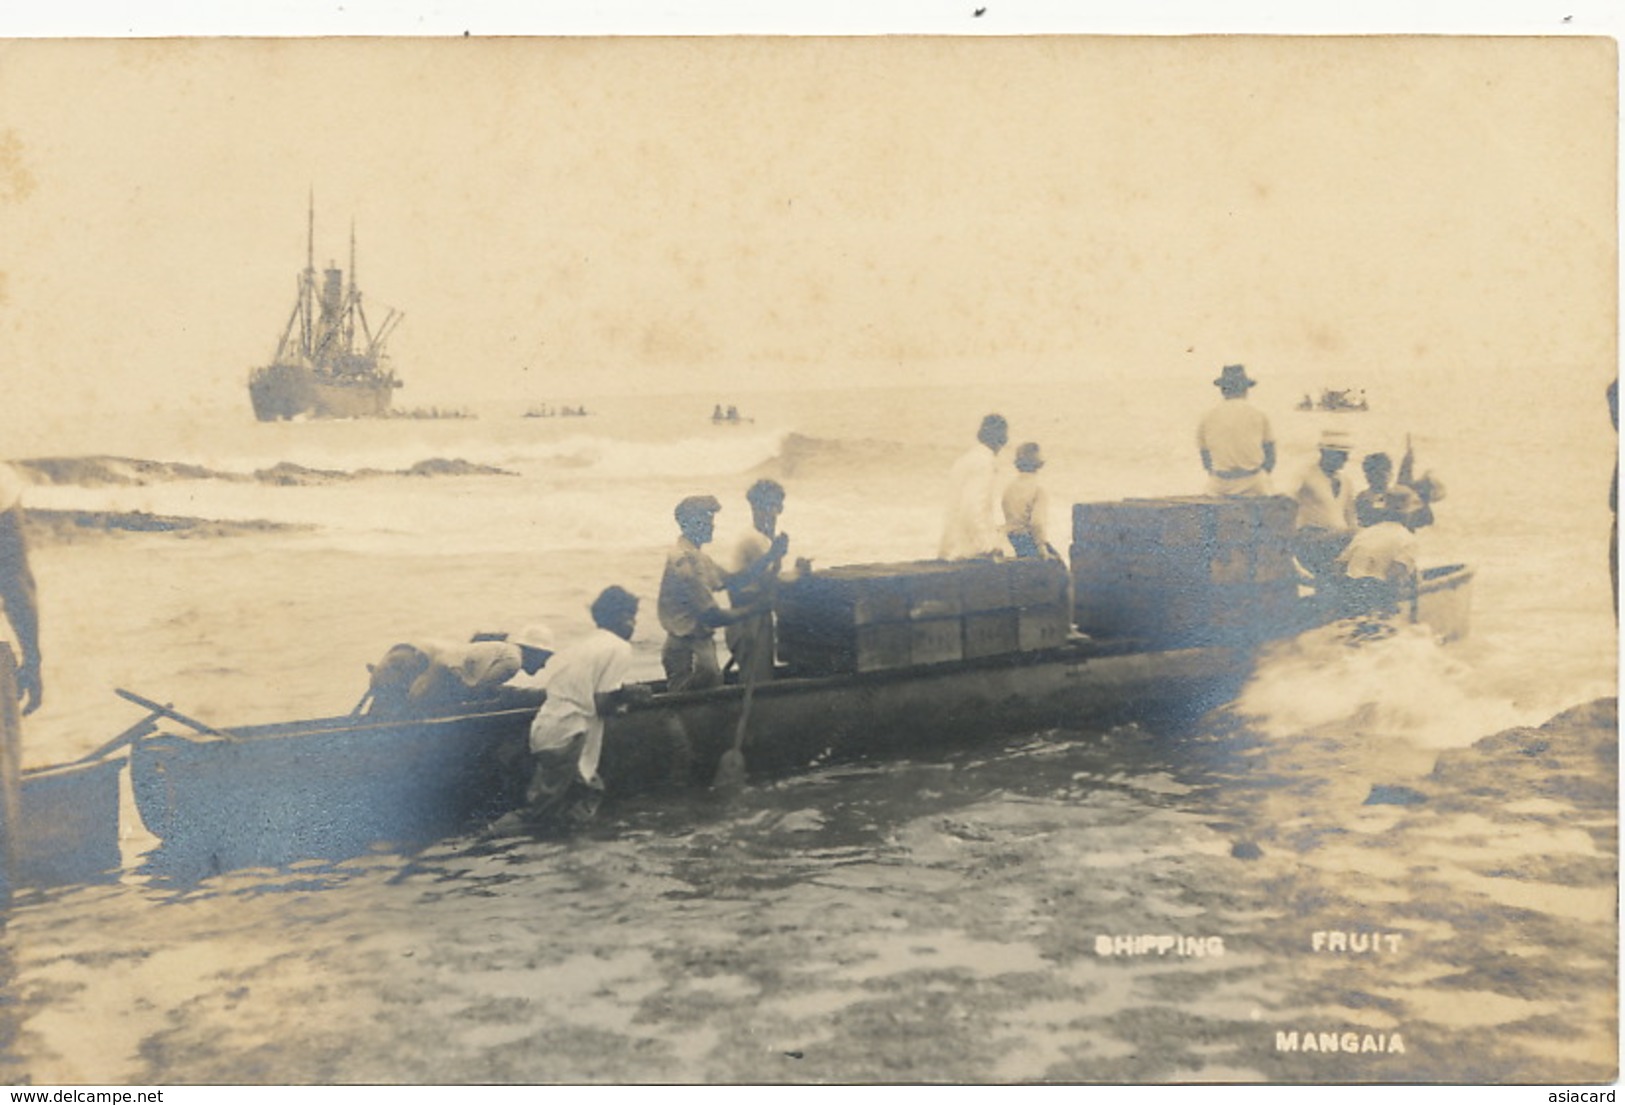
[724, 479, 792, 684]
[658, 494, 787, 693]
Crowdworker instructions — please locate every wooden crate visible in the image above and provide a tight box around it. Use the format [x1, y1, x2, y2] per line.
[1017, 602, 1071, 651]
[910, 618, 964, 666]
[963, 610, 1020, 659]
[778, 620, 914, 675]
[1069, 495, 1298, 646]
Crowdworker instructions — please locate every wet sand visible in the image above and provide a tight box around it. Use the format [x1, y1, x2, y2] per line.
[2, 696, 1613, 1084]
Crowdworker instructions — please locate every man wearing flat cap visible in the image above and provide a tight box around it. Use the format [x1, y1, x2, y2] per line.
[1198, 364, 1276, 497]
[658, 494, 787, 692]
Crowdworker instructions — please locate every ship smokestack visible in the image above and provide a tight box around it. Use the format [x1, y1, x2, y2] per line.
[321, 266, 344, 322]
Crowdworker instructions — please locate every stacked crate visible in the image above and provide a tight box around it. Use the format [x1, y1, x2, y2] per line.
[1070, 496, 1298, 647]
[777, 558, 1071, 676]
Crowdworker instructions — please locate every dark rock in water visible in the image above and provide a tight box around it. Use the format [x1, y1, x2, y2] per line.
[255, 458, 517, 484]
[1230, 840, 1263, 860]
[254, 461, 351, 486]
[1429, 697, 1618, 812]
[23, 509, 305, 544]
[401, 458, 514, 478]
[17, 455, 232, 487]
[1364, 784, 1428, 806]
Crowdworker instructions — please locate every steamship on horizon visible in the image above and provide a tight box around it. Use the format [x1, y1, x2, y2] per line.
[247, 202, 404, 421]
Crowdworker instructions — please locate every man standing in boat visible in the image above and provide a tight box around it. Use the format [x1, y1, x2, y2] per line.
[0, 462, 42, 719]
[939, 413, 1010, 558]
[724, 479, 792, 682]
[659, 495, 787, 693]
[520, 585, 644, 830]
[1198, 364, 1276, 497]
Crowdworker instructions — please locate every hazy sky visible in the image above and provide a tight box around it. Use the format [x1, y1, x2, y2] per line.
[0, 31, 1615, 414]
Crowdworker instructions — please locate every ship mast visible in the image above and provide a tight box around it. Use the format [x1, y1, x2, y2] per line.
[346, 219, 358, 354]
[302, 189, 315, 360]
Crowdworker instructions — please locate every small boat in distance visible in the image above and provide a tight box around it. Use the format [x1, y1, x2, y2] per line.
[248, 199, 404, 421]
[524, 404, 591, 419]
[711, 404, 752, 424]
[1296, 388, 1369, 413]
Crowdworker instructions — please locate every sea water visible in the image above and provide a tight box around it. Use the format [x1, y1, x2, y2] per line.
[0, 362, 1615, 1084]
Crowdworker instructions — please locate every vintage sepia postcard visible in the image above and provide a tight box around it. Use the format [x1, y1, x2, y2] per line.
[0, 6, 1615, 1094]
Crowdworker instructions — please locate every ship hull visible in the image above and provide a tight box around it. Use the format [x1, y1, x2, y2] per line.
[249, 362, 395, 421]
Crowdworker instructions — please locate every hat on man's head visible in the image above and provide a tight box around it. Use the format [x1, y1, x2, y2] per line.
[512, 624, 555, 655]
[675, 494, 723, 525]
[1213, 364, 1257, 389]
[1413, 470, 1447, 504]
[1317, 428, 1354, 454]
[1014, 442, 1046, 472]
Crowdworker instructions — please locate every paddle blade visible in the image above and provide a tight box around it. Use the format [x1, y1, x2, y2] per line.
[712, 746, 748, 791]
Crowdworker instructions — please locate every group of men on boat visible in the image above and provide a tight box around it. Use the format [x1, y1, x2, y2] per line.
[1200, 362, 1444, 614]
[356, 359, 1461, 832]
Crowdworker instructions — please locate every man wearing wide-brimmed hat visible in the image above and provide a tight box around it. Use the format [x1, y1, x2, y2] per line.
[1197, 364, 1276, 497]
[1291, 427, 1358, 580]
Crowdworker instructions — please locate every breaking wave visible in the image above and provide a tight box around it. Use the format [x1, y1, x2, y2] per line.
[14, 455, 516, 488]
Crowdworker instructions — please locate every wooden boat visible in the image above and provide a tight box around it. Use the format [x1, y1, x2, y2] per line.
[5, 758, 126, 892]
[123, 559, 1474, 879]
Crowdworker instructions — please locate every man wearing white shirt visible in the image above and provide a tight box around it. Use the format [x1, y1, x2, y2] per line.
[524, 585, 644, 829]
[1198, 364, 1276, 497]
[939, 413, 1009, 559]
[1292, 429, 1357, 580]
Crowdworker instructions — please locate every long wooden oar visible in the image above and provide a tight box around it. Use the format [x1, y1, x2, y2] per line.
[712, 658, 759, 791]
[114, 688, 240, 741]
[68, 711, 163, 765]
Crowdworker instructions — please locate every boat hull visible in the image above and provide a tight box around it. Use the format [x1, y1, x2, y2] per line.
[249, 363, 395, 421]
[128, 640, 1247, 875]
[126, 565, 1475, 876]
[5, 759, 125, 891]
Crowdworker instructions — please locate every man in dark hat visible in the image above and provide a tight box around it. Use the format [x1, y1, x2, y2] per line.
[1197, 364, 1276, 497]
[658, 494, 786, 692]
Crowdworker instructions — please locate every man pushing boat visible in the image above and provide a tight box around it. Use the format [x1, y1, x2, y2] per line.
[515, 585, 648, 831]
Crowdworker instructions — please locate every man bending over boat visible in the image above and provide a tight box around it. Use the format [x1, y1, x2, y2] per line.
[364, 626, 554, 718]
[521, 585, 646, 829]
[660, 495, 787, 693]
[1332, 495, 1421, 619]
[0, 462, 42, 718]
